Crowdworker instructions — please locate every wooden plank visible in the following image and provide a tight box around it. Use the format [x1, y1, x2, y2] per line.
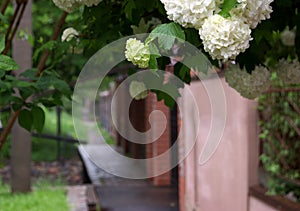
[86, 185, 99, 211]
[249, 185, 300, 211]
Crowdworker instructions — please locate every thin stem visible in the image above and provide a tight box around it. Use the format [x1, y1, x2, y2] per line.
[3, 2, 26, 55]
[0, 110, 20, 150]
[266, 87, 300, 93]
[1, 0, 11, 15]
[4, 3, 21, 45]
[36, 11, 68, 76]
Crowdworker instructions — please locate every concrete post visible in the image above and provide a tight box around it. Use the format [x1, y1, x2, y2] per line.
[11, 0, 32, 193]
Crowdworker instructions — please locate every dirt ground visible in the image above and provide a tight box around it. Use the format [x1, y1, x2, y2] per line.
[0, 156, 84, 185]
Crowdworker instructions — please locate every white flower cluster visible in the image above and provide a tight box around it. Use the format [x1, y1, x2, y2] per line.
[129, 81, 148, 100]
[242, 0, 273, 29]
[160, 0, 274, 60]
[273, 59, 300, 85]
[77, 0, 102, 7]
[161, 0, 215, 30]
[125, 38, 150, 69]
[225, 64, 271, 99]
[199, 15, 252, 60]
[280, 27, 296, 47]
[61, 27, 79, 42]
[53, 0, 102, 13]
[53, 0, 80, 13]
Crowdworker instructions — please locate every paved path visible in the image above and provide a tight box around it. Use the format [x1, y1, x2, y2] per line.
[78, 144, 179, 211]
[67, 186, 88, 211]
[96, 185, 178, 211]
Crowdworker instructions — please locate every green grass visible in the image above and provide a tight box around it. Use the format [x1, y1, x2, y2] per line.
[0, 181, 69, 211]
[1, 106, 116, 162]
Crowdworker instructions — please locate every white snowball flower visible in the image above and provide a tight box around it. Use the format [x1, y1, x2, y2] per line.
[274, 59, 300, 85]
[53, 0, 80, 13]
[225, 64, 271, 99]
[161, 0, 216, 29]
[242, 0, 274, 29]
[125, 38, 150, 69]
[228, 0, 247, 19]
[129, 81, 148, 100]
[199, 14, 252, 61]
[280, 27, 296, 47]
[61, 27, 79, 42]
[78, 0, 102, 7]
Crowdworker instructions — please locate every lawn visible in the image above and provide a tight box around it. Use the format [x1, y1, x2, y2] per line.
[0, 181, 69, 211]
[1, 106, 115, 163]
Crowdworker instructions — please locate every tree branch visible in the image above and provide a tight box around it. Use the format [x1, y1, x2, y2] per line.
[0, 110, 20, 150]
[0, 11, 68, 150]
[3, 2, 27, 55]
[1, 0, 11, 15]
[0, 4, 68, 150]
[36, 11, 68, 76]
[266, 87, 300, 93]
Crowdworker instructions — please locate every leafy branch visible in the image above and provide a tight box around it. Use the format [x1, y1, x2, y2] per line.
[0, 6, 69, 150]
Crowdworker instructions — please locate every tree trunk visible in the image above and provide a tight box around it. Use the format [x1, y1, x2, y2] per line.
[11, 0, 32, 193]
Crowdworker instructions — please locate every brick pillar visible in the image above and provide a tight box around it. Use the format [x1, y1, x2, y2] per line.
[145, 93, 171, 186]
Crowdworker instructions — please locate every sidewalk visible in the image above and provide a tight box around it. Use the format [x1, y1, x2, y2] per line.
[78, 144, 179, 211]
[95, 183, 178, 211]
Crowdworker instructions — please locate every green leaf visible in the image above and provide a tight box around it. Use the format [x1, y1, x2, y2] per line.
[174, 62, 191, 85]
[15, 80, 32, 88]
[182, 52, 212, 74]
[124, 0, 136, 21]
[148, 43, 161, 69]
[156, 56, 171, 70]
[31, 106, 45, 133]
[149, 23, 185, 50]
[12, 102, 23, 111]
[20, 68, 38, 80]
[156, 91, 176, 108]
[0, 55, 19, 71]
[20, 87, 35, 99]
[52, 78, 71, 96]
[38, 99, 57, 107]
[0, 34, 5, 53]
[18, 109, 33, 132]
[36, 72, 71, 96]
[33, 40, 57, 62]
[0, 69, 5, 78]
[219, 0, 239, 18]
[149, 55, 158, 69]
[131, 18, 148, 34]
[184, 28, 201, 47]
[0, 80, 7, 90]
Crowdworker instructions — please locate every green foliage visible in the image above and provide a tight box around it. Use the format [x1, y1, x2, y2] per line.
[0, 55, 19, 71]
[0, 34, 5, 52]
[149, 22, 185, 50]
[219, 0, 239, 18]
[31, 106, 45, 134]
[259, 80, 300, 201]
[174, 62, 191, 85]
[0, 181, 69, 211]
[0, 65, 72, 132]
[18, 109, 33, 132]
[237, 1, 300, 71]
